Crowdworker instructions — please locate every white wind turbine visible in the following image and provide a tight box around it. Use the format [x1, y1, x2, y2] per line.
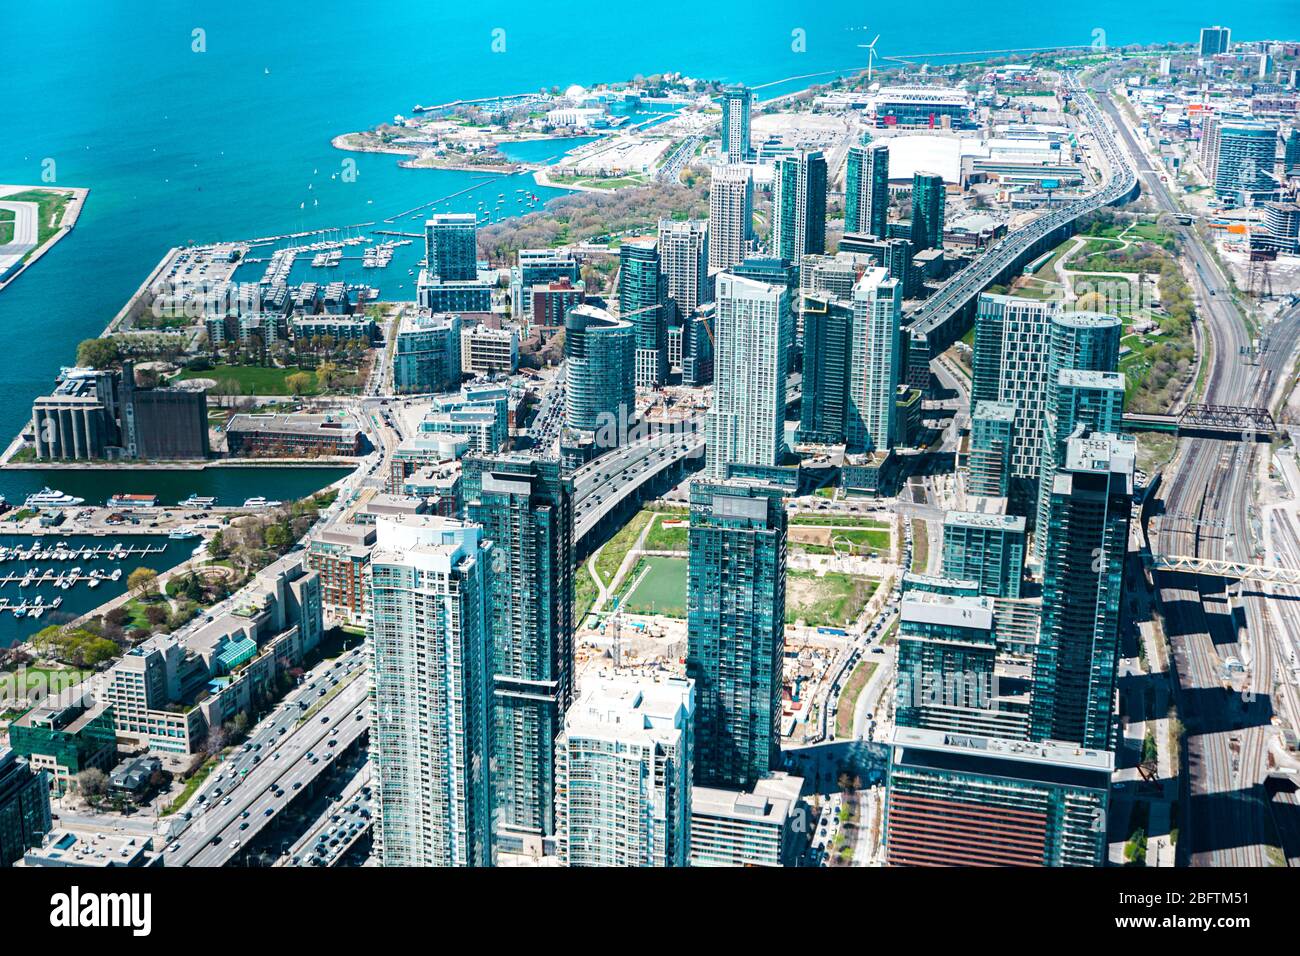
[858, 33, 881, 83]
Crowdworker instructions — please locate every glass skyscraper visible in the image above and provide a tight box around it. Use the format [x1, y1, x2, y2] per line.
[910, 172, 946, 251]
[425, 213, 479, 282]
[564, 304, 636, 440]
[1034, 369, 1126, 559]
[706, 273, 791, 478]
[0, 748, 50, 867]
[796, 294, 851, 445]
[1212, 120, 1279, 202]
[619, 241, 668, 389]
[968, 401, 1016, 498]
[846, 267, 903, 452]
[845, 141, 890, 238]
[719, 85, 752, 163]
[686, 480, 786, 790]
[971, 293, 1055, 510]
[1031, 432, 1135, 750]
[772, 147, 827, 265]
[1198, 25, 1231, 56]
[465, 456, 575, 844]
[1031, 311, 1123, 554]
[368, 515, 493, 867]
[941, 510, 1027, 599]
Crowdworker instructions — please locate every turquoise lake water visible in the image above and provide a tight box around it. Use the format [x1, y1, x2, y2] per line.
[0, 1, 1294, 505]
[0, 534, 191, 646]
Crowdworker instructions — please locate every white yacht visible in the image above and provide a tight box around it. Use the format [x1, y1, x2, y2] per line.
[24, 488, 85, 509]
[242, 497, 282, 509]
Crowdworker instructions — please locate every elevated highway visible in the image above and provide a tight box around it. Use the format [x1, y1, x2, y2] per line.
[168, 661, 370, 867]
[572, 421, 704, 551]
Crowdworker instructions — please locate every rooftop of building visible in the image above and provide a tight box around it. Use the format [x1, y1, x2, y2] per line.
[110, 754, 161, 790]
[851, 266, 894, 295]
[312, 525, 377, 549]
[426, 212, 478, 226]
[1063, 432, 1136, 477]
[566, 674, 694, 742]
[363, 493, 427, 516]
[11, 700, 110, 735]
[1058, 369, 1125, 389]
[397, 309, 463, 335]
[902, 571, 981, 591]
[372, 513, 481, 569]
[691, 771, 805, 824]
[564, 303, 632, 331]
[944, 503, 1024, 532]
[873, 86, 973, 105]
[292, 315, 374, 326]
[1055, 310, 1122, 328]
[226, 412, 359, 437]
[900, 590, 995, 631]
[890, 725, 1116, 774]
[20, 829, 157, 868]
[972, 400, 1017, 422]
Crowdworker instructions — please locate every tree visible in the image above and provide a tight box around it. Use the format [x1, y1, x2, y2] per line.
[105, 606, 129, 628]
[128, 567, 159, 600]
[205, 724, 227, 756]
[225, 712, 251, 745]
[264, 523, 293, 552]
[207, 531, 227, 559]
[76, 338, 120, 369]
[145, 605, 168, 626]
[317, 360, 338, 389]
[76, 768, 108, 798]
[285, 371, 313, 396]
[30, 625, 118, 668]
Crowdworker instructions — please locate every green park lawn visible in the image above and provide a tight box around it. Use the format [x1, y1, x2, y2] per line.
[619, 556, 688, 617]
[173, 364, 320, 396]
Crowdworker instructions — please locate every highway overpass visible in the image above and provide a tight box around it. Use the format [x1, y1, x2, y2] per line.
[572, 422, 704, 553]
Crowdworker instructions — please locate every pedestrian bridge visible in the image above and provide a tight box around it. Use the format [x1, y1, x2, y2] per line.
[1148, 553, 1300, 586]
